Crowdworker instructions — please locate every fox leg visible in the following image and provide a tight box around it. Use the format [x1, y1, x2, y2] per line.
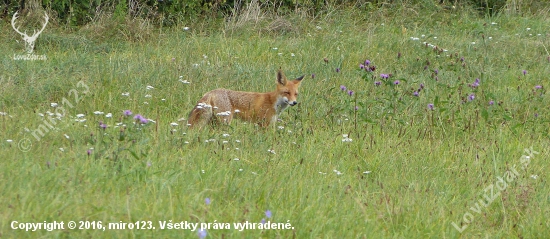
[212, 105, 233, 126]
[210, 93, 234, 126]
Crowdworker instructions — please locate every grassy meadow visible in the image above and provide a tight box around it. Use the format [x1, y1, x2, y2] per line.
[1, 4, 549, 238]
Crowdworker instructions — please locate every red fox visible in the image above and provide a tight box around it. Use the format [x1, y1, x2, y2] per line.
[187, 69, 305, 129]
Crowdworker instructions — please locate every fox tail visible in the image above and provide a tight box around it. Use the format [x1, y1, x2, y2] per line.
[187, 95, 214, 129]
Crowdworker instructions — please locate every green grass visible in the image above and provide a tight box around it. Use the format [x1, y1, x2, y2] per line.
[1, 5, 549, 238]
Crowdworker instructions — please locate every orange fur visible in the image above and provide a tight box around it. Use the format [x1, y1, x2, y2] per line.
[187, 69, 305, 129]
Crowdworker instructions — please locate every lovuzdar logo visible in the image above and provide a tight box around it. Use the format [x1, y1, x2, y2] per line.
[11, 11, 49, 60]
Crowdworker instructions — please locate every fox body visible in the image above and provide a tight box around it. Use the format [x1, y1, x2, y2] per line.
[187, 69, 304, 128]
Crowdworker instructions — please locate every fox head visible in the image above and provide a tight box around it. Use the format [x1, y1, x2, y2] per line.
[276, 69, 305, 107]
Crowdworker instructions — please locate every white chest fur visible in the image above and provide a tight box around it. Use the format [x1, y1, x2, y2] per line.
[275, 97, 289, 115]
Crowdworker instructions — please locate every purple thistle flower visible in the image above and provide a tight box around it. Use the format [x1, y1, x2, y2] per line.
[393, 80, 400, 85]
[468, 93, 475, 101]
[355, 106, 359, 111]
[489, 100, 494, 105]
[380, 74, 389, 79]
[428, 104, 434, 110]
[265, 210, 272, 218]
[434, 69, 439, 75]
[534, 113, 539, 118]
[347, 90, 354, 96]
[359, 64, 364, 69]
[364, 60, 371, 66]
[460, 57, 465, 62]
[535, 85, 542, 89]
[197, 228, 207, 239]
[87, 149, 92, 156]
[124, 110, 132, 116]
[146, 161, 152, 167]
[260, 218, 266, 224]
[205, 198, 211, 205]
[311, 74, 315, 79]
[413, 91, 419, 97]
[420, 83, 425, 89]
[336, 68, 340, 73]
[374, 81, 381, 86]
[340, 85, 346, 91]
[522, 70, 527, 75]
[134, 114, 148, 124]
[99, 122, 107, 129]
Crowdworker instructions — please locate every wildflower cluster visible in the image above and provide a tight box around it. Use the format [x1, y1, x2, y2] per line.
[90, 109, 152, 161]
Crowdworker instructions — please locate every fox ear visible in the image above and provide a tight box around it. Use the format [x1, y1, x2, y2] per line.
[277, 68, 287, 86]
[292, 75, 305, 86]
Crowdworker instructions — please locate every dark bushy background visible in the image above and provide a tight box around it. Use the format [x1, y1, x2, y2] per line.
[0, 0, 536, 26]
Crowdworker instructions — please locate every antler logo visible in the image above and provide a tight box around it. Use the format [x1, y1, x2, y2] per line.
[11, 11, 49, 54]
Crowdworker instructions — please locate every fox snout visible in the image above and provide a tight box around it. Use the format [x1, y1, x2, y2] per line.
[288, 101, 298, 106]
